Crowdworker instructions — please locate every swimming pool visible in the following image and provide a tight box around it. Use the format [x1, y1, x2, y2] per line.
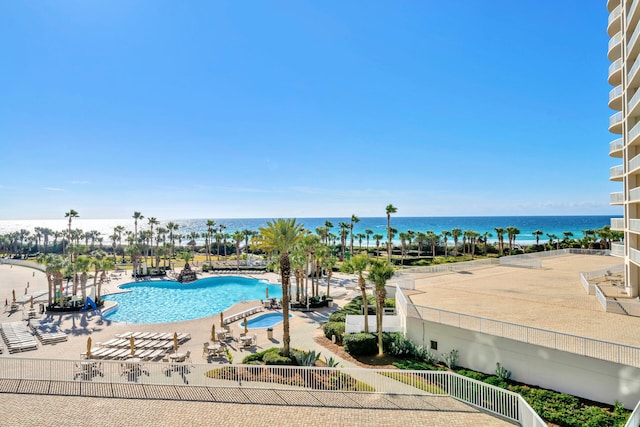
[241, 312, 293, 329]
[102, 276, 281, 324]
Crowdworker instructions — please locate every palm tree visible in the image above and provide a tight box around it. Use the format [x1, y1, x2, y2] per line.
[385, 204, 397, 263]
[349, 214, 360, 258]
[441, 230, 451, 257]
[243, 229, 255, 257]
[341, 253, 371, 332]
[321, 252, 338, 297]
[414, 232, 426, 257]
[451, 228, 462, 256]
[323, 220, 334, 245]
[365, 229, 373, 251]
[206, 220, 216, 264]
[64, 209, 79, 255]
[258, 218, 305, 357]
[368, 259, 394, 355]
[233, 231, 244, 270]
[532, 230, 543, 246]
[398, 232, 409, 265]
[338, 222, 350, 261]
[166, 221, 179, 257]
[494, 227, 505, 255]
[37, 253, 67, 306]
[483, 232, 492, 256]
[426, 231, 439, 257]
[147, 217, 159, 266]
[373, 234, 383, 259]
[505, 226, 520, 253]
[132, 211, 144, 241]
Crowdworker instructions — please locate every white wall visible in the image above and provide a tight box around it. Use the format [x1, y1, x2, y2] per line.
[406, 318, 640, 409]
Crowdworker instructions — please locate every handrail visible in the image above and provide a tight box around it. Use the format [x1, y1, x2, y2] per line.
[0, 357, 545, 426]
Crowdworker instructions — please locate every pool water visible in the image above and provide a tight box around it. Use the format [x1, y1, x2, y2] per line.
[241, 312, 293, 329]
[103, 276, 281, 324]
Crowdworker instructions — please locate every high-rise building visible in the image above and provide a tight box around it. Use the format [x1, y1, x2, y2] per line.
[608, 0, 640, 296]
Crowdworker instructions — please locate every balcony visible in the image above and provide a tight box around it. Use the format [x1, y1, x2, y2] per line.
[629, 24, 640, 60]
[610, 138, 623, 158]
[609, 111, 623, 134]
[630, 0, 640, 32]
[608, 0, 620, 12]
[631, 219, 640, 233]
[609, 5, 622, 36]
[610, 85, 623, 110]
[611, 217, 624, 230]
[630, 122, 640, 146]
[632, 248, 640, 266]
[610, 32, 622, 61]
[631, 153, 640, 173]
[611, 191, 624, 205]
[609, 58, 622, 86]
[612, 242, 625, 257]
[611, 164, 624, 181]
[631, 186, 640, 201]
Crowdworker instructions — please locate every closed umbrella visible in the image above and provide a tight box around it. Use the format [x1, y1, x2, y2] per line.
[173, 332, 178, 353]
[12, 289, 16, 303]
[129, 336, 135, 358]
[219, 312, 224, 329]
[30, 296, 34, 309]
[266, 286, 269, 299]
[211, 323, 216, 342]
[87, 337, 92, 359]
[244, 315, 248, 335]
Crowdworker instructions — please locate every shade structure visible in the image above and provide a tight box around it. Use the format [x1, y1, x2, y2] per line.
[219, 312, 224, 328]
[173, 332, 178, 353]
[211, 323, 216, 342]
[129, 336, 135, 357]
[244, 315, 248, 334]
[266, 286, 269, 299]
[87, 337, 92, 359]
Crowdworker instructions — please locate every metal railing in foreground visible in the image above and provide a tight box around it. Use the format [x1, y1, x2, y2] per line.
[0, 357, 545, 427]
[625, 398, 640, 427]
[412, 303, 640, 368]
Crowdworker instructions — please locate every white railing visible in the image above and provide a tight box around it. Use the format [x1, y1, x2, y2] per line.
[630, 57, 640, 84]
[595, 285, 608, 312]
[630, 89, 640, 115]
[629, 23, 640, 54]
[611, 165, 625, 179]
[0, 259, 46, 272]
[222, 305, 263, 325]
[401, 258, 498, 274]
[610, 137, 624, 153]
[631, 219, 640, 232]
[581, 264, 624, 281]
[344, 314, 402, 333]
[611, 192, 624, 204]
[631, 248, 640, 266]
[609, 4, 622, 27]
[611, 112, 624, 128]
[579, 272, 594, 295]
[610, 58, 622, 79]
[611, 31, 623, 52]
[631, 187, 640, 202]
[625, 398, 640, 427]
[0, 357, 545, 426]
[612, 84, 624, 103]
[408, 302, 640, 369]
[629, 0, 639, 29]
[499, 257, 542, 269]
[612, 243, 625, 257]
[611, 217, 625, 230]
[631, 153, 640, 173]
[631, 121, 640, 144]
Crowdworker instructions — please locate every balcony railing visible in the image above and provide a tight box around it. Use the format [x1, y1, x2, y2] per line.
[631, 153, 640, 172]
[630, 0, 640, 30]
[610, 137, 624, 155]
[610, 112, 623, 133]
[610, 191, 624, 204]
[631, 218, 640, 233]
[629, 23, 640, 56]
[612, 242, 625, 256]
[607, 0, 620, 13]
[630, 121, 640, 144]
[0, 357, 546, 427]
[609, 4, 622, 35]
[610, 164, 624, 179]
[610, 31, 623, 60]
[631, 247, 640, 266]
[611, 217, 624, 230]
[611, 85, 624, 108]
[631, 186, 640, 202]
[610, 58, 623, 85]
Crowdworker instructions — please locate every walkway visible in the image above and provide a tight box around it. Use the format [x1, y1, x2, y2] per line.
[0, 379, 516, 427]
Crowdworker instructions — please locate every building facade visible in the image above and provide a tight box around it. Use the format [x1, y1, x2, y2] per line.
[608, 0, 640, 297]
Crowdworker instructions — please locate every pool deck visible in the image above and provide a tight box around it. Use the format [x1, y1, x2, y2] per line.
[0, 263, 519, 426]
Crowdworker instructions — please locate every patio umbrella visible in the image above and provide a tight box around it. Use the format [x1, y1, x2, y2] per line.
[12, 289, 16, 303]
[219, 312, 224, 329]
[266, 286, 269, 299]
[30, 296, 33, 309]
[129, 336, 135, 358]
[244, 315, 248, 335]
[87, 337, 92, 359]
[173, 332, 178, 353]
[211, 323, 216, 342]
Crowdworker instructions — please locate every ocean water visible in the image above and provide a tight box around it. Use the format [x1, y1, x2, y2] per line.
[0, 215, 619, 245]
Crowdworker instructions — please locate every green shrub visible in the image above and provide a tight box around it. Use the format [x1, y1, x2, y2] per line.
[328, 311, 347, 322]
[343, 333, 377, 356]
[384, 333, 415, 357]
[495, 362, 511, 380]
[393, 359, 441, 370]
[262, 351, 295, 365]
[323, 322, 345, 343]
[241, 347, 280, 364]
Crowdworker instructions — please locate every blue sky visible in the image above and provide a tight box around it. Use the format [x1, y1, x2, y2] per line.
[0, 1, 620, 220]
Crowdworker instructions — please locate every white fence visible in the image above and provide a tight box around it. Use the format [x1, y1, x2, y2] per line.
[625, 398, 640, 427]
[0, 357, 545, 426]
[344, 314, 402, 333]
[0, 259, 45, 272]
[411, 303, 640, 369]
